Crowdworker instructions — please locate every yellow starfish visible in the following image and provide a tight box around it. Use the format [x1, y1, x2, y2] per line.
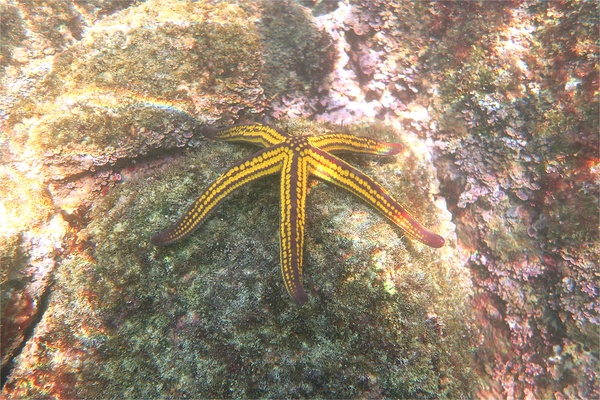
[151, 123, 444, 305]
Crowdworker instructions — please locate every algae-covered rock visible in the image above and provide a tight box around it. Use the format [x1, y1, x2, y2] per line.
[275, 1, 598, 397]
[0, 165, 69, 369]
[0, 2, 26, 68]
[3, 120, 474, 398]
[259, 0, 334, 97]
[6, 0, 265, 180]
[423, 2, 599, 398]
[1, 1, 334, 383]
[11, 0, 596, 398]
[3, 0, 334, 181]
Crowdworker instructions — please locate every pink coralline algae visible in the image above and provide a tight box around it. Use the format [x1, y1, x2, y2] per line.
[426, 2, 598, 398]
[268, 1, 598, 398]
[271, 1, 433, 127]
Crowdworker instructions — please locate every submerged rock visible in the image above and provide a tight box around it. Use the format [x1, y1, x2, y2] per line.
[0, 166, 69, 369]
[277, 2, 599, 397]
[3, 0, 334, 181]
[6, 0, 267, 181]
[3, 120, 474, 398]
[5, 0, 594, 398]
[0, 0, 333, 386]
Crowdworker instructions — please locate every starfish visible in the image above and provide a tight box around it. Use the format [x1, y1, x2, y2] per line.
[151, 123, 444, 305]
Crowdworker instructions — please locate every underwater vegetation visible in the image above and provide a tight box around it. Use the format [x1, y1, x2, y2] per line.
[426, 2, 599, 398]
[4, 116, 473, 397]
[0, 0, 334, 394]
[2, 0, 471, 398]
[274, 1, 598, 397]
[1, 0, 597, 398]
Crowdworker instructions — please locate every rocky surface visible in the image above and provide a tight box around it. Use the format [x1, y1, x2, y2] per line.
[1, 0, 597, 398]
[1, 0, 334, 391]
[3, 118, 474, 398]
[260, 1, 599, 397]
[426, 3, 598, 398]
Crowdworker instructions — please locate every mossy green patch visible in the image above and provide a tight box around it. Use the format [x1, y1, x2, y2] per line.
[0, 2, 26, 68]
[258, 0, 334, 97]
[7, 0, 267, 176]
[53, 120, 475, 398]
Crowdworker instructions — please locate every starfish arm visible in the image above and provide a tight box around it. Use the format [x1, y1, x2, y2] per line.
[279, 150, 309, 305]
[308, 147, 445, 248]
[309, 134, 402, 156]
[151, 146, 286, 246]
[201, 123, 287, 148]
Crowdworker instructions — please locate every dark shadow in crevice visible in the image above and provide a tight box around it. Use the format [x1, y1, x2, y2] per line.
[1, 279, 54, 390]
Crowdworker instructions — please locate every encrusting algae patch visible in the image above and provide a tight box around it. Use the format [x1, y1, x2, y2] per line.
[3, 119, 475, 398]
[1, 0, 334, 394]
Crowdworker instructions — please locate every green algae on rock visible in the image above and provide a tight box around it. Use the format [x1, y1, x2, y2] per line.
[6, 0, 266, 180]
[258, 0, 334, 97]
[423, 2, 599, 398]
[291, 1, 599, 397]
[0, 2, 26, 69]
[0, 0, 335, 388]
[3, 0, 335, 183]
[3, 121, 475, 398]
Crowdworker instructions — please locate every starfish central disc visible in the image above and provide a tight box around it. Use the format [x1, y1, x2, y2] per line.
[151, 123, 445, 305]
